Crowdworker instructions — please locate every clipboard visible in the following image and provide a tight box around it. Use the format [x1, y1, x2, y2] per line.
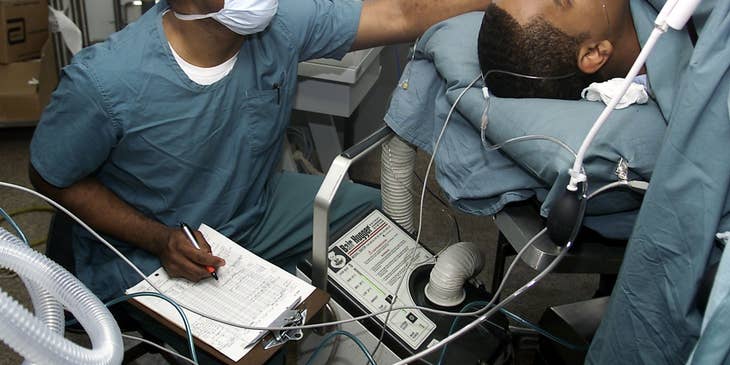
[128, 287, 329, 365]
[126, 224, 331, 364]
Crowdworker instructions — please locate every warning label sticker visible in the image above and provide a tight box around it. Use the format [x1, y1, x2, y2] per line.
[328, 210, 436, 349]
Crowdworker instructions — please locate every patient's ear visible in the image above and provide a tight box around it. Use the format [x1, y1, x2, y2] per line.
[577, 40, 613, 74]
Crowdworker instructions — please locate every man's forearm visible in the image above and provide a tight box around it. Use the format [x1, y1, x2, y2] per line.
[397, 0, 490, 38]
[29, 166, 170, 255]
[352, 0, 490, 50]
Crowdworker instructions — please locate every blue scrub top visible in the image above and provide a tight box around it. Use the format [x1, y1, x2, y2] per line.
[30, 0, 362, 300]
[587, 0, 730, 364]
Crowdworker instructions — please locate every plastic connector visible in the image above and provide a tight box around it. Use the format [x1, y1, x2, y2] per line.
[655, 0, 701, 31]
[567, 168, 586, 192]
[628, 180, 650, 192]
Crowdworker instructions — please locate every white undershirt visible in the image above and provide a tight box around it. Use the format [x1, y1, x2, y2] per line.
[169, 42, 238, 85]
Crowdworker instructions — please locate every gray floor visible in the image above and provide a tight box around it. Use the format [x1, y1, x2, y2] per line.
[0, 126, 599, 364]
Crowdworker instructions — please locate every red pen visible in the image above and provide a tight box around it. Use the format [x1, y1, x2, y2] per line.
[180, 223, 219, 280]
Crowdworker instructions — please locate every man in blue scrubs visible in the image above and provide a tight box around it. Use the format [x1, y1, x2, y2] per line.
[28, 0, 489, 360]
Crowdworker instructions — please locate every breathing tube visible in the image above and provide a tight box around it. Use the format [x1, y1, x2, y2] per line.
[0, 227, 124, 365]
[425, 242, 484, 307]
[381, 135, 417, 233]
[18, 270, 65, 365]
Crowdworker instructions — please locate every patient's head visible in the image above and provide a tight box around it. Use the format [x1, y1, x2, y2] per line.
[478, 0, 638, 99]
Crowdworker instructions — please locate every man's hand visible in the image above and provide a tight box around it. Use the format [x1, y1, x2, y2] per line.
[159, 228, 226, 282]
[28, 165, 225, 283]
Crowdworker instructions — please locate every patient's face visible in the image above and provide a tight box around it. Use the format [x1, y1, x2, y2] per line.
[495, 0, 611, 41]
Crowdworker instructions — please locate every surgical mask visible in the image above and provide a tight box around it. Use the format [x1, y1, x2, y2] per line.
[173, 0, 278, 35]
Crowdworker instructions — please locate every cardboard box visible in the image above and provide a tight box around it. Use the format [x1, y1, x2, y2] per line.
[0, 39, 58, 125]
[0, 0, 49, 64]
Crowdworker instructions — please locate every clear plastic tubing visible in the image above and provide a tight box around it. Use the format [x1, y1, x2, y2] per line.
[15, 240, 65, 365]
[21, 274, 65, 336]
[0, 227, 124, 365]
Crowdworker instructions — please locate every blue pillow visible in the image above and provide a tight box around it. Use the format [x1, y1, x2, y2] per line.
[420, 12, 667, 218]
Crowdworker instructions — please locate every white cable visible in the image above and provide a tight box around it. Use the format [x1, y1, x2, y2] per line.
[0, 181, 541, 331]
[0, 163, 580, 349]
[488, 228, 547, 307]
[479, 70, 578, 159]
[414, 73, 483, 252]
[654, 0, 702, 31]
[120, 334, 197, 365]
[481, 130, 578, 158]
[568, 27, 665, 191]
[587, 181, 630, 200]
[586, 180, 650, 200]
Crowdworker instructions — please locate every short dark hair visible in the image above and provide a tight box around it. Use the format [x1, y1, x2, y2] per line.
[477, 4, 600, 100]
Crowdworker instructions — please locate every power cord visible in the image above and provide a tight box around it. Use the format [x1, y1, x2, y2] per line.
[121, 333, 197, 365]
[0, 206, 56, 248]
[305, 330, 376, 365]
[0, 207, 29, 246]
[65, 291, 198, 365]
[500, 308, 588, 352]
[436, 300, 588, 365]
[0, 205, 55, 278]
[411, 171, 462, 242]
